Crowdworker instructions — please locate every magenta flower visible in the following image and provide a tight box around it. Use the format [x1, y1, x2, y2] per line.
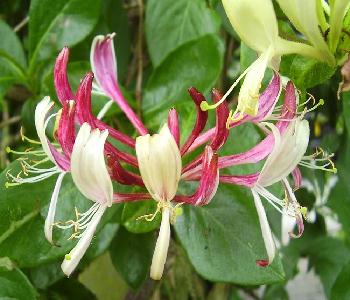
[7, 34, 233, 279]
[184, 80, 335, 267]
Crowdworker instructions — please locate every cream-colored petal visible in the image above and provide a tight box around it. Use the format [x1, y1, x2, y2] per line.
[35, 97, 56, 164]
[44, 172, 66, 244]
[252, 190, 276, 264]
[150, 207, 171, 280]
[258, 118, 310, 187]
[136, 124, 181, 202]
[61, 204, 107, 276]
[222, 0, 279, 52]
[71, 123, 113, 206]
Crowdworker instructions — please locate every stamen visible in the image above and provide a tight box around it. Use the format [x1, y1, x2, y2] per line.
[300, 148, 337, 173]
[137, 201, 184, 224]
[53, 203, 102, 241]
[20, 127, 41, 144]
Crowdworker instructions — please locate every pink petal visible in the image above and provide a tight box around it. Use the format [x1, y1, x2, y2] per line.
[219, 173, 259, 187]
[56, 101, 76, 159]
[291, 167, 302, 190]
[54, 47, 74, 104]
[175, 146, 218, 206]
[210, 89, 230, 151]
[168, 108, 180, 146]
[76, 72, 135, 148]
[113, 192, 152, 203]
[187, 74, 281, 153]
[180, 87, 208, 155]
[91, 34, 148, 135]
[107, 155, 144, 186]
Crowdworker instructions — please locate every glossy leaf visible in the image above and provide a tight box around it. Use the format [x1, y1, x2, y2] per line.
[331, 260, 350, 300]
[28, 0, 101, 68]
[145, 0, 220, 66]
[143, 34, 224, 129]
[0, 257, 37, 300]
[110, 227, 155, 289]
[174, 184, 285, 284]
[280, 55, 336, 91]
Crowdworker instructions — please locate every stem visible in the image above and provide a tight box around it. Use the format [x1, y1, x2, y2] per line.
[0, 115, 20, 129]
[135, 0, 144, 117]
[0, 99, 10, 168]
[14, 16, 29, 33]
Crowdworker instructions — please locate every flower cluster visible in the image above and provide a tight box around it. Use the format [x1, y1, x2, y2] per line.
[7, 31, 335, 279]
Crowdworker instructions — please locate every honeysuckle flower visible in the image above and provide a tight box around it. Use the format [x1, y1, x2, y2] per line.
[136, 123, 219, 280]
[90, 34, 148, 135]
[327, 0, 350, 53]
[201, 0, 336, 120]
[187, 80, 335, 266]
[60, 123, 112, 276]
[6, 96, 76, 244]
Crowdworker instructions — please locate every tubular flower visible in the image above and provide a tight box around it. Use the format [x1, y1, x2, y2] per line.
[201, 0, 337, 120]
[187, 80, 335, 266]
[136, 124, 219, 280]
[8, 35, 229, 279]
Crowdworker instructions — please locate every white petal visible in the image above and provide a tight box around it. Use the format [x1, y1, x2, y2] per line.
[150, 207, 171, 280]
[71, 123, 113, 206]
[258, 118, 310, 187]
[61, 204, 106, 276]
[252, 189, 276, 264]
[136, 124, 181, 202]
[35, 97, 56, 164]
[44, 172, 66, 244]
[222, 0, 279, 52]
[237, 49, 274, 116]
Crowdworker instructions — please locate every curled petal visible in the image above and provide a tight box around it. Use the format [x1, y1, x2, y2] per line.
[176, 146, 219, 206]
[90, 34, 148, 135]
[56, 100, 76, 158]
[252, 189, 276, 266]
[76, 73, 135, 148]
[187, 75, 282, 153]
[54, 47, 74, 104]
[44, 172, 66, 244]
[61, 204, 106, 276]
[291, 167, 302, 191]
[167, 108, 180, 146]
[181, 87, 208, 155]
[35, 97, 69, 170]
[258, 119, 309, 187]
[210, 89, 230, 151]
[107, 156, 144, 186]
[71, 123, 113, 206]
[276, 81, 298, 132]
[289, 214, 304, 239]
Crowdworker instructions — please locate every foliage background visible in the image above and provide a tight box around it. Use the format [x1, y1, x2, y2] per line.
[0, 0, 349, 299]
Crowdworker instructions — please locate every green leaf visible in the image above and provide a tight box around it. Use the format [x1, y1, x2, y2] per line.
[145, 0, 220, 66]
[122, 201, 160, 234]
[328, 138, 350, 232]
[307, 237, 350, 298]
[0, 19, 27, 92]
[28, 0, 101, 70]
[0, 19, 26, 68]
[0, 161, 116, 267]
[143, 34, 224, 129]
[330, 261, 350, 300]
[0, 258, 37, 300]
[174, 184, 285, 285]
[280, 55, 336, 91]
[110, 227, 155, 289]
